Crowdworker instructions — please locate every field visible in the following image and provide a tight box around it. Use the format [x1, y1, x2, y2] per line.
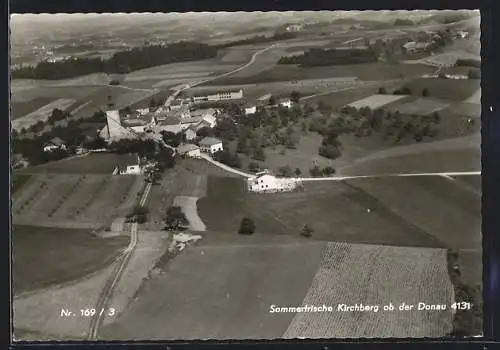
[12, 172, 142, 229]
[14, 253, 121, 340]
[402, 78, 480, 101]
[465, 88, 481, 104]
[12, 98, 77, 131]
[12, 174, 31, 194]
[11, 97, 55, 120]
[11, 73, 111, 92]
[283, 242, 453, 338]
[405, 50, 480, 67]
[338, 133, 480, 174]
[100, 240, 327, 340]
[12, 225, 128, 294]
[119, 60, 239, 90]
[394, 98, 451, 116]
[19, 153, 138, 174]
[100, 238, 454, 339]
[197, 175, 458, 248]
[347, 94, 409, 109]
[203, 62, 434, 86]
[113, 88, 159, 110]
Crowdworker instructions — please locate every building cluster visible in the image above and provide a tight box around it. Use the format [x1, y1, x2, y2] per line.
[243, 97, 293, 115]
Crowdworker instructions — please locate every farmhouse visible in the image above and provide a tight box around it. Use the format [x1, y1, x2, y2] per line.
[279, 98, 293, 109]
[247, 170, 302, 193]
[403, 41, 431, 54]
[192, 89, 243, 103]
[177, 144, 201, 158]
[112, 153, 143, 175]
[245, 105, 257, 115]
[199, 137, 223, 154]
[43, 137, 67, 152]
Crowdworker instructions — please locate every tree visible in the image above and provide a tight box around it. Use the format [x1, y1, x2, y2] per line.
[277, 165, 293, 177]
[164, 206, 189, 230]
[252, 147, 266, 161]
[322, 166, 336, 176]
[268, 95, 277, 106]
[319, 145, 341, 159]
[378, 87, 387, 94]
[238, 217, 256, 235]
[127, 205, 149, 224]
[309, 165, 323, 177]
[213, 149, 242, 168]
[294, 168, 302, 177]
[300, 224, 314, 238]
[248, 161, 260, 173]
[290, 91, 301, 103]
[422, 88, 430, 97]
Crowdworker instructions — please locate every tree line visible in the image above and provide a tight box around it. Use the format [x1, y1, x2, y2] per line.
[278, 47, 379, 67]
[12, 32, 300, 81]
[12, 41, 218, 80]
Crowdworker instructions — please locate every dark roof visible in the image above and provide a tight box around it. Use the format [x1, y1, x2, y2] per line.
[116, 153, 139, 166]
[199, 137, 222, 146]
[177, 143, 200, 154]
[48, 137, 65, 146]
[159, 116, 181, 126]
[180, 116, 203, 124]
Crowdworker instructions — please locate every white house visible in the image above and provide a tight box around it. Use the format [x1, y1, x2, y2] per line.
[113, 154, 143, 175]
[43, 137, 67, 152]
[199, 137, 223, 154]
[137, 108, 149, 115]
[247, 170, 301, 193]
[245, 105, 257, 115]
[177, 144, 201, 158]
[279, 98, 293, 109]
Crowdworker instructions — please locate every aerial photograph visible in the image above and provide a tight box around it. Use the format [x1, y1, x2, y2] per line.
[10, 10, 482, 340]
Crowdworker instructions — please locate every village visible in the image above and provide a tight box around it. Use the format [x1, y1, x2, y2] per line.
[11, 10, 482, 341]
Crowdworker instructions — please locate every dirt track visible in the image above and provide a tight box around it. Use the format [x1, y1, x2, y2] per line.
[173, 196, 206, 232]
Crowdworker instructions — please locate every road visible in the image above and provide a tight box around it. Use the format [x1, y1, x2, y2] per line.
[88, 181, 152, 340]
[197, 152, 480, 181]
[163, 44, 276, 108]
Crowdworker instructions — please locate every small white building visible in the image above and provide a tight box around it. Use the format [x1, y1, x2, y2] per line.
[247, 170, 301, 193]
[245, 105, 257, 115]
[113, 154, 143, 175]
[177, 144, 201, 158]
[137, 108, 149, 115]
[43, 137, 67, 152]
[279, 99, 293, 109]
[199, 137, 223, 154]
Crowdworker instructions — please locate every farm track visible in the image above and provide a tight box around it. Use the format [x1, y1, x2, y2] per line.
[88, 181, 152, 340]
